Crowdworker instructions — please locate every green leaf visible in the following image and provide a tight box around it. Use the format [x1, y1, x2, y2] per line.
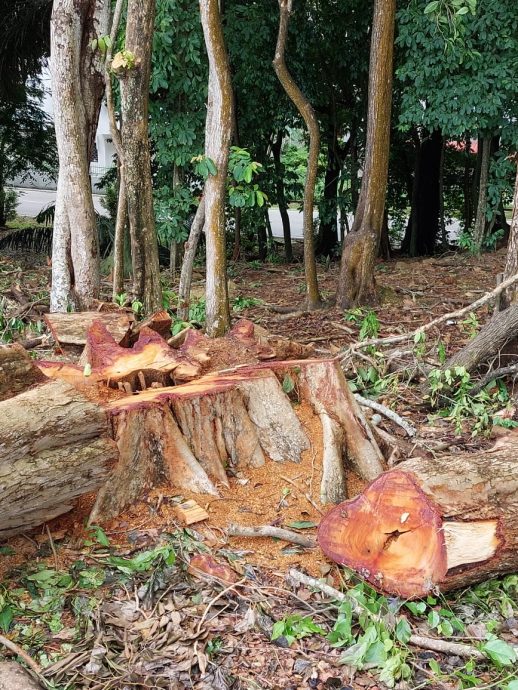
[482, 638, 517, 666]
[396, 618, 412, 644]
[424, 1, 439, 13]
[0, 606, 13, 633]
[428, 610, 440, 629]
[0, 546, 14, 556]
[282, 374, 295, 394]
[271, 621, 285, 640]
[456, 6, 469, 14]
[206, 157, 217, 176]
[286, 521, 317, 529]
[506, 681, 518, 690]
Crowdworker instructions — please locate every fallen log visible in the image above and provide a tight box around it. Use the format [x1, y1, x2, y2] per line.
[0, 356, 118, 540]
[0, 343, 47, 401]
[318, 434, 518, 598]
[44, 310, 134, 348]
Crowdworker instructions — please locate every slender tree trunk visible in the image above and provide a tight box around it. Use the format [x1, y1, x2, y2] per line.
[0, 162, 6, 227]
[177, 197, 206, 321]
[273, 0, 321, 309]
[401, 131, 443, 257]
[350, 139, 359, 211]
[502, 162, 518, 307]
[200, 0, 233, 337]
[317, 116, 340, 257]
[473, 136, 491, 252]
[106, 0, 127, 302]
[232, 206, 241, 261]
[50, 0, 108, 312]
[120, 0, 162, 314]
[438, 139, 447, 247]
[271, 131, 293, 262]
[463, 136, 473, 231]
[337, 0, 396, 307]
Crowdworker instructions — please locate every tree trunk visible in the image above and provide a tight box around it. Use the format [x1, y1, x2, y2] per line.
[50, 0, 108, 311]
[318, 441, 518, 598]
[119, 0, 161, 314]
[473, 136, 491, 252]
[177, 197, 206, 322]
[272, 130, 293, 262]
[401, 130, 443, 257]
[336, 0, 396, 307]
[463, 135, 474, 232]
[273, 0, 321, 309]
[106, 0, 127, 302]
[317, 118, 340, 257]
[200, 0, 233, 337]
[501, 163, 518, 307]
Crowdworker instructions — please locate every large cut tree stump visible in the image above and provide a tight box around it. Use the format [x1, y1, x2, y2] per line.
[318, 435, 518, 597]
[0, 320, 385, 539]
[0, 347, 118, 539]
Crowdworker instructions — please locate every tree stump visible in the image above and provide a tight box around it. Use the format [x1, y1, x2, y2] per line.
[318, 434, 518, 597]
[0, 319, 385, 538]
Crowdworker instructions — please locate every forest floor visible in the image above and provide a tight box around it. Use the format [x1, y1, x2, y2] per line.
[0, 246, 517, 690]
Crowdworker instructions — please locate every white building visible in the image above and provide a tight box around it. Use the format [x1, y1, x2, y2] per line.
[14, 68, 116, 191]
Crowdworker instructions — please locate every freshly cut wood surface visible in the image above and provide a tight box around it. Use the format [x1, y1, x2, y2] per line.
[318, 434, 518, 597]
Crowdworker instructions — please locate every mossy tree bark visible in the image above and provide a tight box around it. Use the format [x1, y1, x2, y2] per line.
[200, 0, 233, 337]
[336, 0, 395, 308]
[120, 0, 162, 314]
[50, 0, 109, 312]
[273, 0, 321, 310]
[501, 162, 518, 307]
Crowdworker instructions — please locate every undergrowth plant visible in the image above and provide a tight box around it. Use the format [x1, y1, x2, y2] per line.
[427, 366, 517, 435]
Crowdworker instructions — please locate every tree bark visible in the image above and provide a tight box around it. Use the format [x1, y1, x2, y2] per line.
[273, 0, 321, 309]
[50, 0, 108, 311]
[272, 130, 293, 262]
[337, 0, 396, 307]
[177, 197, 206, 322]
[318, 441, 518, 598]
[120, 0, 162, 314]
[473, 136, 491, 252]
[200, 0, 233, 337]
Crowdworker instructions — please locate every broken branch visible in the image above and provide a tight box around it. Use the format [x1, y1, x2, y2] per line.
[228, 524, 316, 548]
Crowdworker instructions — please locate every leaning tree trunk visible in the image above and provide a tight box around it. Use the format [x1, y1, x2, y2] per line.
[200, 0, 233, 337]
[472, 136, 491, 252]
[50, 0, 108, 312]
[274, 0, 321, 309]
[336, 0, 395, 308]
[119, 0, 162, 314]
[443, 161, 518, 372]
[177, 197, 206, 321]
[318, 440, 518, 598]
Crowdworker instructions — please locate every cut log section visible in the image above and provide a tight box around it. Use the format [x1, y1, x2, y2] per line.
[0, 357, 118, 539]
[318, 435, 518, 598]
[44, 310, 134, 348]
